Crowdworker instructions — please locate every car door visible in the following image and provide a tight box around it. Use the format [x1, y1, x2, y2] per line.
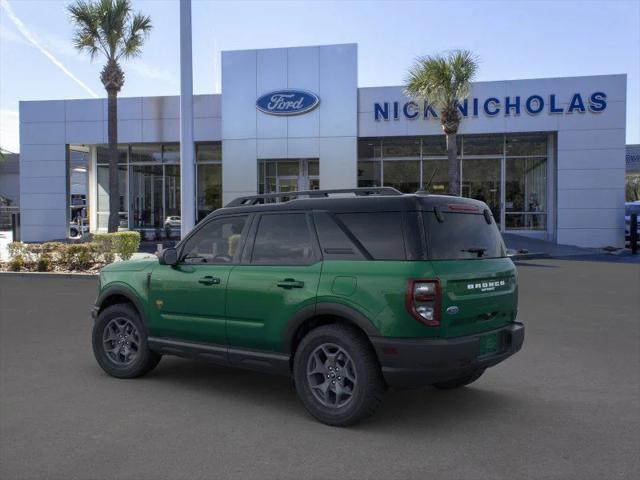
[148, 214, 250, 345]
[225, 212, 322, 353]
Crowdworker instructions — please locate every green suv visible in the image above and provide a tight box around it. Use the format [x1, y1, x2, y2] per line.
[92, 188, 524, 426]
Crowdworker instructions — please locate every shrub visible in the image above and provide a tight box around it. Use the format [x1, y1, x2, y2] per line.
[7, 242, 26, 259]
[9, 255, 25, 272]
[113, 231, 140, 260]
[37, 254, 52, 272]
[58, 243, 100, 271]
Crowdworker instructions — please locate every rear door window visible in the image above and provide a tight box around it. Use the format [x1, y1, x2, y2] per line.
[424, 212, 506, 260]
[336, 212, 406, 260]
[251, 213, 316, 265]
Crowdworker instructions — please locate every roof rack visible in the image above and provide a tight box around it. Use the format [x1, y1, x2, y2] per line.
[225, 187, 403, 207]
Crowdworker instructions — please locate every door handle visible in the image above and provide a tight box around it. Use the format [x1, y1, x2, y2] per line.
[276, 278, 305, 289]
[198, 276, 220, 286]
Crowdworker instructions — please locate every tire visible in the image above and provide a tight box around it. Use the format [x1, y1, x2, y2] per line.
[293, 324, 385, 427]
[92, 303, 161, 379]
[431, 369, 485, 390]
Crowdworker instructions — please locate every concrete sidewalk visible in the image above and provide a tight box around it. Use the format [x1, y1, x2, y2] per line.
[504, 233, 639, 263]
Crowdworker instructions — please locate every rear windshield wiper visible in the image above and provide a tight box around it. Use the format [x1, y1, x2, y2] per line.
[460, 247, 487, 258]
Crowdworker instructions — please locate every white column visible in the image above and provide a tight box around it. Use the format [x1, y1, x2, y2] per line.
[179, 0, 195, 237]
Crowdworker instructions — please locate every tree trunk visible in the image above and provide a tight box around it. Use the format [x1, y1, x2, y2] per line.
[446, 132, 460, 196]
[107, 90, 120, 233]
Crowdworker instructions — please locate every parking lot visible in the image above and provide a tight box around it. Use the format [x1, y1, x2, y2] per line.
[1, 259, 638, 480]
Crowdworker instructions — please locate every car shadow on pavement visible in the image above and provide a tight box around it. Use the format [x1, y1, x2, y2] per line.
[134, 356, 527, 431]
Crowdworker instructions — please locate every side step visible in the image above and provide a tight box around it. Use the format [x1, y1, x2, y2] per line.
[147, 337, 291, 376]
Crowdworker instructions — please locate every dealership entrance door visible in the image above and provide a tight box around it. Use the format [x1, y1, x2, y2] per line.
[258, 159, 320, 197]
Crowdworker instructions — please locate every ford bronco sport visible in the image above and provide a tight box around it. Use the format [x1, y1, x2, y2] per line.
[92, 187, 524, 426]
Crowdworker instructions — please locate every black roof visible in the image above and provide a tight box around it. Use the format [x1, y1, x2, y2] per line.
[210, 190, 489, 218]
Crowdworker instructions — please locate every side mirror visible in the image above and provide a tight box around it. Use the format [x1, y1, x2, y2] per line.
[158, 247, 178, 266]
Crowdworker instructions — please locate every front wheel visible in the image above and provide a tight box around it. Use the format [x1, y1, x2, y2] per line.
[92, 303, 161, 379]
[431, 369, 485, 390]
[293, 325, 385, 427]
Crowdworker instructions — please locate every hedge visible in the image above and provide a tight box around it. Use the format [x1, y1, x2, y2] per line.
[3, 231, 141, 272]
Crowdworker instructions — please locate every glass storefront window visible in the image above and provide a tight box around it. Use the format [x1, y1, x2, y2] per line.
[357, 161, 381, 187]
[197, 163, 222, 221]
[97, 145, 127, 164]
[358, 139, 380, 160]
[130, 164, 163, 229]
[197, 143, 222, 162]
[421, 136, 447, 157]
[422, 160, 449, 194]
[308, 159, 319, 176]
[506, 133, 547, 156]
[383, 160, 420, 193]
[463, 135, 503, 156]
[130, 144, 162, 163]
[461, 158, 502, 226]
[164, 164, 181, 222]
[97, 164, 128, 229]
[162, 144, 180, 163]
[357, 133, 550, 232]
[196, 143, 222, 221]
[381, 137, 420, 159]
[505, 157, 547, 230]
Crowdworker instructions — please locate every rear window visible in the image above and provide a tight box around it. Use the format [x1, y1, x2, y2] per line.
[424, 212, 506, 260]
[336, 212, 406, 260]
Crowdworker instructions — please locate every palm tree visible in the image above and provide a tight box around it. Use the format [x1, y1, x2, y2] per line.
[405, 50, 478, 196]
[68, 0, 152, 232]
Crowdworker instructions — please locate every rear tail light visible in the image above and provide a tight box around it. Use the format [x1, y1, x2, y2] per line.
[406, 279, 440, 327]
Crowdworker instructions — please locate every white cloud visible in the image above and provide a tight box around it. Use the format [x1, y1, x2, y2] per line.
[0, 109, 19, 153]
[0, 0, 99, 98]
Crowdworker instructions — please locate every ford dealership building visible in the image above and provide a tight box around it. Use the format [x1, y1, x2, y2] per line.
[19, 43, 627, 247]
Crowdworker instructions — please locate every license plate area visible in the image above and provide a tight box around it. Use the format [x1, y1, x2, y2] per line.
[478, 332, 499, 356]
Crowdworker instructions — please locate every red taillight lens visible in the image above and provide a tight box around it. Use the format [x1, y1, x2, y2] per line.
[406, 279, 440, 327]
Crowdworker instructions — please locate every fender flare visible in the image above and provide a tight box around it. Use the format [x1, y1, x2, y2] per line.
[283, 302, 381, 354]
[95, 284, 149, 329]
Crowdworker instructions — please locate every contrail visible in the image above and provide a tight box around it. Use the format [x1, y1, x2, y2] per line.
[1, 0, 100, 98]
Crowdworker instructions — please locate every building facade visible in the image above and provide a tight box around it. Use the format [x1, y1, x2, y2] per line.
[19, 43, 627, 247]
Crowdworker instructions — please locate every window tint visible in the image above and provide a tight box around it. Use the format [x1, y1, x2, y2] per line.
[181, 216, 248, 264]
[313, 212, 365, 260]
[252, 214, 315, 265]
[424, 212, 505, 260]
[337, 212, 406, 260]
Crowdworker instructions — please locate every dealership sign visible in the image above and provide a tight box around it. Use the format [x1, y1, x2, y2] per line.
[374, 92, 607, 121]
[256, 90, 320, 116]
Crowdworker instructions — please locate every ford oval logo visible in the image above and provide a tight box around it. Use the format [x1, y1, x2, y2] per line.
[256, 89, 320, 116]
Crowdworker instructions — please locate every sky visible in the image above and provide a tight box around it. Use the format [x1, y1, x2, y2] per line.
[1, 0, 638, 153]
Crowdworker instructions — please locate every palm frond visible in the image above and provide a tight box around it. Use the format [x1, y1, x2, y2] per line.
[118, 13, 152, 60]
[67, 0, 153, 71]
[405, 49, 478, 111]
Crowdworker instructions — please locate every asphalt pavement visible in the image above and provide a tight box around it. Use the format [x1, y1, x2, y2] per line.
[0, 259, 638, 480]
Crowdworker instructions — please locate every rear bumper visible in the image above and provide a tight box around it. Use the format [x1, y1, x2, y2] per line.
[371, 323, 525, 389]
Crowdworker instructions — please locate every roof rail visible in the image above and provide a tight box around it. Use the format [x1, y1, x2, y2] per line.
[225, 187, 403, 207]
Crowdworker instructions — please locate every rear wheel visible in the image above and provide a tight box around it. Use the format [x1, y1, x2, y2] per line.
[293, 324, 385, 427]
[431, 369, 485, 390]
[92, 304, 161, 379]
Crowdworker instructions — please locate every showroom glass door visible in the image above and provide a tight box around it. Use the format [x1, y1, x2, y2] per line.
[258, 159, 320, 199]
[461, 158, 503, 229]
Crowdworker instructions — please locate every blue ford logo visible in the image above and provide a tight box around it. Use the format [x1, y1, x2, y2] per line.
[256, 89, 320, 116]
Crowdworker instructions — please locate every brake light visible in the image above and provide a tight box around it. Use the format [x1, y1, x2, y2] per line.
[448, 203, 479, 212]
[406, 279, 441, 327]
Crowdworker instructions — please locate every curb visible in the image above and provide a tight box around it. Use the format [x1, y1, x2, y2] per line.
[0, 271, 99, 279]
